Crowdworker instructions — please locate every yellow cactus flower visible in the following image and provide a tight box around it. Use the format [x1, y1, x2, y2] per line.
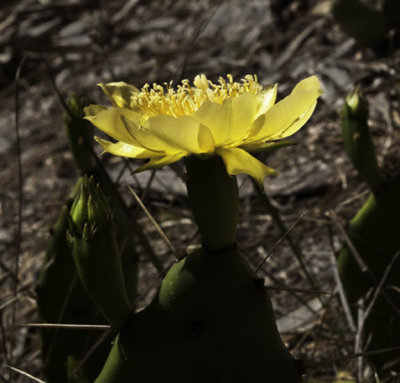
[85, 74, 322, 185]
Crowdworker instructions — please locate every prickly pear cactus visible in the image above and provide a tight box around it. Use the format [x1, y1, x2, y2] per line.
[36, 96, 139, 382]
[96, 248, 300, 383]
[337, 88, 400, 370]
[77, 75, 322, 382]
[36, 196, 112, 383]
[93, 155, 300, 382]
[337, 174, 400, 369]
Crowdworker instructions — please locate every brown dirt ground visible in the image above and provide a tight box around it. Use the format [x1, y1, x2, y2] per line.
[1, 0, 400, 381]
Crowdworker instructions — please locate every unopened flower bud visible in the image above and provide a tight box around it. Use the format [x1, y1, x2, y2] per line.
[68, 176, 131, 329]
[341, 87, 383, 192]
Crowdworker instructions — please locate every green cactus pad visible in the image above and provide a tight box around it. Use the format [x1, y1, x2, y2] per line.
[36, 202, 112, 383]
[337, 174, 400, 369]
[96, 248, 300, 383]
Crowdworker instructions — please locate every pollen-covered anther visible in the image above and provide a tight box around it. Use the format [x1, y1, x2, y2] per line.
[194, 74, 210, 91]
[130, 74, 262, 118]
[87, 74, 322, 185]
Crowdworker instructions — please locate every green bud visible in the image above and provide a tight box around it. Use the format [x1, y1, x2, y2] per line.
[69, 176, 131, 329]
[345, 88, 368, 121]
[341, 87, 383, 192]
[70, 176, 111, 239]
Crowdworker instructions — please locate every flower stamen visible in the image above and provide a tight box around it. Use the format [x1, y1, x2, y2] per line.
[130, 74, 262, 119]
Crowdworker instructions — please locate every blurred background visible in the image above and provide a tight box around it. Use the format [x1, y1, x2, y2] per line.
[1, 0, 399, 381]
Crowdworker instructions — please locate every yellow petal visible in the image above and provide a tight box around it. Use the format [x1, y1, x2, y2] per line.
[84, 104, 106, 115]
[268, 101, 317, 140]
[194, 99, 232, 146]
[123, 115, 215, 154]
[255, 85, 277, 118]
[95, 137, 157, 159]
[194, 93, 257, 146]
[98, 82, 139, 108]
[248, 76, 322, 143]
[242, 140, 297, 153]
[231, 93, 259, 142]
[216, 147, 276, 186]
[84, 105, 142, 144]
[133, 153, 186, 173]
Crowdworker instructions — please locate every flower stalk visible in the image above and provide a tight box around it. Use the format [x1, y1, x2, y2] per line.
[184, 155, 239, 251]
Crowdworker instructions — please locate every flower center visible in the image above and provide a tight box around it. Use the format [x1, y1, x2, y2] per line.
[131, 74, 262, 118]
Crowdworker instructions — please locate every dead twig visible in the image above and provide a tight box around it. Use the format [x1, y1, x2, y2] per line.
[20, 323, 111, 330]
[8, 54, 28, 380]
[255, 209, 309, 273]
[354, 251, 400, 379]
[304, 345, 400, 370]
[326, 210, 368, 272]
[7, 365, 46, 383]
[127, 183, 179, 261]
[252, 179, 323, 305]
[266, 285, 330, 295]
[327, 223, 356, 333]
[71, 330, 112, 378]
